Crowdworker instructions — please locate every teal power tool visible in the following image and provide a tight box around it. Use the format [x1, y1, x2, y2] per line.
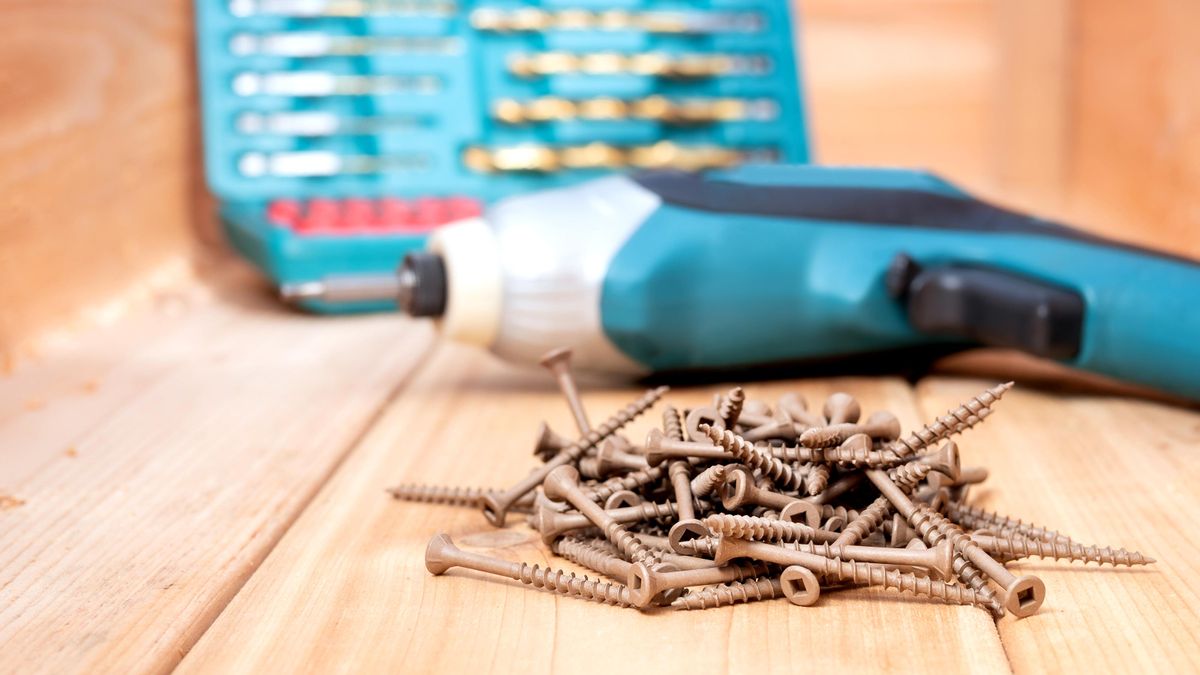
[284, 165, 1200, 399]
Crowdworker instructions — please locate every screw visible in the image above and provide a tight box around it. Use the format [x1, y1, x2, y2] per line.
[718, 386, 745, 427]
[644, 428, 731, 465]
[784, 540, 956, 581]
[701, 425, 804, 491]
[719, 467, 804, 513]
[627, 560, 771, 608]
[780, 566, 821, 606]
[532, 492, 677, 543]
[552, 537, 686, 604]
[970, 533, 1154, 566]
[713, 537, 999, 614]
[532, 421, 572, 461]
[884, 382, 1012, 457]
[799, 411, 902, 447]
[944, 501, 1074, 545]
[777, 392, 826, 428]
[867, 469, 1045, 617]
[482, 386, 667, 526]
[703, 513, 838, 544]
[603, 490, 642, 510]
[772, 433, 903, 467]
[662, 405, 686, 442]
[543, 465, 659, 562]
[425, 532, 633, 606]
[671, 577, 783, 610]
[538, 347, 591, 435]
[831, 496, 892, 551]
[689, 463, 744, 498]
[823, 392, 861, 424]
[804, 463, 830, 496]
[684, 405, 726, 442]
[580, 438, 650, 477]
[586, 465, 666, 503]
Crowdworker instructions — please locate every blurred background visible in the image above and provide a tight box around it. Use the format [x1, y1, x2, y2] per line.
[0, 0, 1197, 365]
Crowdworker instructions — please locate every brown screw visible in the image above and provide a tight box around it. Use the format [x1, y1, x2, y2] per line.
[482, 386, 667, 526]
[784, 540, 956, 581]
[543, 465, 658, 562]
[581, 438, 650, 477]
[644, 428, 731, 466]
[884, 382, 1012, 457]
[703, 513, 837, 544]
[777, 392, 826, 428]
[719, 467, 803, 513]
[689, 463, 743, 498]
[804, 463, 830, 496]
[970, 532, 1155, 566]
[538, 347, 591, 435]
[718, 386, 745, 427]
[823, 392, 861, 424]
[739, 420, 801, 443]
[701, 425, 804, 491]
[867, 469, 1045, 617]
[713, 537, 999, 614]
[671, 577, 783, 610]
[799, 410, 902, 447]
[552, 537, 685, 604]
[684, 405, 726, 442]
[603, 490, 642, 510]
[831, 496, 892, 551]
[944, 501, 1074, 545]
[780, 566, 821, 606]
[772, 434, 903, 467]
[532, 420, 572, 460]
[627, 560, 770, 608]
[586, 465, 666, 503]
[425, 532, 632, 606]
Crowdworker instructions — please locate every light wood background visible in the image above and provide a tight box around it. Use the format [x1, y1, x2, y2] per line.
[1, 1, 1199, 673]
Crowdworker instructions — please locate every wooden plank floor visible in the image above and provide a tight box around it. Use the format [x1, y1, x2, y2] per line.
[3, 275, 1199, 673]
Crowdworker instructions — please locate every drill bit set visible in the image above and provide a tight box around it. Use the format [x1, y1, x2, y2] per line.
[195, 1, 808, 310]
[396, 348, 1154, 615]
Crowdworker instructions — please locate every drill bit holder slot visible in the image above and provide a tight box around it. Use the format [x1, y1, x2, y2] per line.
[196, 0, 810, 312]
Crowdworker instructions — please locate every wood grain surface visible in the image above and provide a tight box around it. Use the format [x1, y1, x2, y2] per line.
[0, 267, 433, 674]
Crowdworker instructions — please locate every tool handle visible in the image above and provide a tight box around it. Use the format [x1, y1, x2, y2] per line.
[601, 166, 1200, 398]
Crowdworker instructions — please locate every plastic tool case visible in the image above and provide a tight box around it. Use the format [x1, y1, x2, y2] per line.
[195, 0, 812, 312]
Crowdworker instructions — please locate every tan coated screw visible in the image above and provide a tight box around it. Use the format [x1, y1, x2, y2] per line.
[884, 382, 1012, 457]
[867, 469, 1045, 617]
[783, 540, 956, 581]
[586, 465, 666, 503]
[581, 438, 650, 477]
[661, 406, 710, 552]
[689, 463, 743, 498]
[539, 347, 591, 435]
[799, 410, 902, 447]
[739, 420, 801, 442]
[718, 386, 745, 427]
[823, 392, 861, 424]
[713, 537, 999, 613]
[772, 433, 903, 467]
[944, 501, 1074, 545]
[777, 392, 826, 428]
[684, 405, 726, 442]
[543, 465, 659, 563]
[627, 560, 771, 608]
[703, 513, 838, 544]
[671, 577, 783, 610]
[970, 533, 1154, 566]
[804, 463, 830, 496]
[645, 428, 731, 465]
[719, 467, 804, 513]
[831, 496, 892, 551]
[425, 532, 633, 606]
[552, 537, 685, 604]
[482, 386, 667, 526]
[532, 420, 572, 460]
[701, 425, 804, 491]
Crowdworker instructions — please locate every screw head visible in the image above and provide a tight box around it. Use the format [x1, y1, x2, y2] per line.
[542, 465, 581, 502]
[643, 428, 670, 467]
[604, 490, 641, 510]
[481, 493, 508, 527]
[425, 532, 458, 576]
[931, 540, 955, 581]
[685, 406, 725, 443]
[920, 442, 961, 482]
[1004, 575, 1047, 617]
[823, 392, 860, 424]
[780, 565, 821, 606]
[865, 410, 902, 440]
[719, 468, 754, 510]
[668, 519, 711, 554]
[627, 562, 661, 609]
[780, 500, 821, 529]
[537, 346, 573, 370]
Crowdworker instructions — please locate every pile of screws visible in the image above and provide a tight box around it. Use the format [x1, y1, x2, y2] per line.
[393, 348, 1154, 616]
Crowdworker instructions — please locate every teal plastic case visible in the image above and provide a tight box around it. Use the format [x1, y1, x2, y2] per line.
[195, 0, 811, 312]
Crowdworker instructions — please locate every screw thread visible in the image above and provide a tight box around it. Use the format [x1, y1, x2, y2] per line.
[588, 466, 666, 502]
[632, 501, 680, 520]
[799, 426, 844, 448]
[672, 536, 719, 557]
[718, 387, 745, 428]
[691, 464, 737, 497]
[703, 514, 820, 543]
[833, 496, 891, 550]
[804, 463, 830, 496]
[663, 406, 686, 441]
[979, 532, 1153, 566]
[552, 537, 629, 577]
[561, 386, 669, 464]
[886, 383, 1010, 457]
[891, 463, 934, 491]
[604, 521, 659, 563]
[819, 505, 861, 523]
[809, 556, 993, 611]
[514, 563, 633, 606]
[774, 444, 902, 467]
[387, 483, 492, 507]
[703, 426, 803, 491]
[945, 501, 1074, 545]
[671, 577, 782, 610]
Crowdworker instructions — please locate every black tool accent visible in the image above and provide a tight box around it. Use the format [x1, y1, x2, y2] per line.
[398, 252, 448, 317]
[889, 254, 1085, 360]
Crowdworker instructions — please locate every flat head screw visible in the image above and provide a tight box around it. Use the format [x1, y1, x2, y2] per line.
[671, 577, 783, 610]
[719, 467, 800, 512]
[799, 411, 902, 447]
[543, 465, 658, 562]
[627, 560, 771, 608]
[538, 347, 591, 435]
[867, 469, 1045, 617]
[603, 489, 642, 509]
[944, 501, 1075, 545]
[787, 540, 956, 581]
[780, 566, 821, 606]
[425, 532, 633, 606]
[644, 428, 731, 466]
[778, 392, 826, 428]
[482, 386, 667, 526]
[804, 463, 830, 496]
[685, 405, 726, 442]
[703, 513, 837, 544]
[823, 392, 861, 424]
[885, 382, 1012, 457]
[532, 421, 571, 460]
[779, 501, 823, 529]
